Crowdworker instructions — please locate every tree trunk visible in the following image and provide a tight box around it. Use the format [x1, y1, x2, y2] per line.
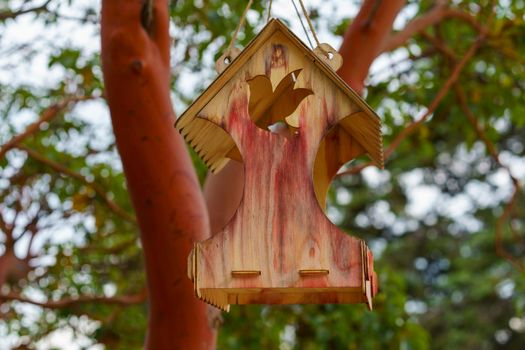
[338, 0, 406, 94]
[100, 1, 217, 349]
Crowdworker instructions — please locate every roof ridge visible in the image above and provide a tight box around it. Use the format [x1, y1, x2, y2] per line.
[176, 18, 380, 127]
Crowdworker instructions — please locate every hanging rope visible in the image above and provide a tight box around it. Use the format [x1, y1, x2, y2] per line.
[290, 0, 314, 48]
[296, 0, 328, 56]
[225, 0, 253, 55]
[224, 0, 327, 59]
[266, 0, 273, 22]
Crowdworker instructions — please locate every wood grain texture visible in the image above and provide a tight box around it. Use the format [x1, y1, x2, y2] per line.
[176, 19, 383, 174]
[178, 20, 382, 311]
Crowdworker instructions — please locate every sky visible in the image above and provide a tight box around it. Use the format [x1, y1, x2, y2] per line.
[1, 0, 524, 349]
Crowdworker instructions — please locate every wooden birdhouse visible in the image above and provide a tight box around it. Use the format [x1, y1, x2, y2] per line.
[176, 19, 384, 311]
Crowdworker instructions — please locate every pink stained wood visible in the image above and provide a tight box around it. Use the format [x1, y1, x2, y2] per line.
[180, 20, 381, 311]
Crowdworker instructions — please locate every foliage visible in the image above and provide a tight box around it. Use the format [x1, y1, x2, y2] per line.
[1, 0, 524, 349]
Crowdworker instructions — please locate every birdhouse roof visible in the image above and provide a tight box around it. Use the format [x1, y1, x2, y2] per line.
[175, 18, 383, 172]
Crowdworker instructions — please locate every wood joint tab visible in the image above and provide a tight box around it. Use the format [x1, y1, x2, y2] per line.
[231, 270, 261, 277]
[299, 269, 329, 276]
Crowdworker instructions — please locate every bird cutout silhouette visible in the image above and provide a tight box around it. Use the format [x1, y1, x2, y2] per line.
[176, 19, 382, 311]
[248, 69, 313, 134]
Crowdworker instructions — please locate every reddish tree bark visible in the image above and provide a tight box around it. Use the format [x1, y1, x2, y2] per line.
[0, 250, 31, 288]
[101, 1, 216, 349]
[338, 0, 406, 94]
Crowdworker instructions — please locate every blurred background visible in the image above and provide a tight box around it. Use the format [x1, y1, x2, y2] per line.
[0, 0, 524, 348]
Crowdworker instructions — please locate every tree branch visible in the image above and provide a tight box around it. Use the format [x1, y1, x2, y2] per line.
[454, 87, 503, 168]
[0, 287, 147, 309]
[454, 85, 524, 272]
[0, 212, 9, 236]
[420, 31, 457, 60]
[494, 187, 524, 273]
[381, 4, 485, 53]
[385, 38, 482, 159]
[17, 145, 137, 223]
[79, 235, 139, 255]
[338, 0, 407, 94]
[424, 30, 524, 271]
[337, 36, 483, 178]
[0, 0, 52, 21]
[381, 1, 448, 52]
[0, 95, 95, 159]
